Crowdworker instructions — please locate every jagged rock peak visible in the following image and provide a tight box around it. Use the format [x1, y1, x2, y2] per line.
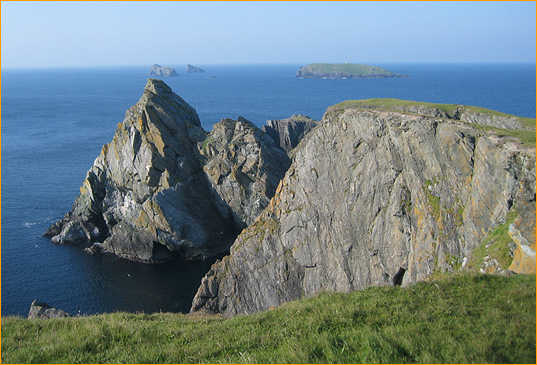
[200, 116, 291, 229]
[145, 78, 174, 96]
[45, 79, 235, 262]
[191, 104, 535, 316]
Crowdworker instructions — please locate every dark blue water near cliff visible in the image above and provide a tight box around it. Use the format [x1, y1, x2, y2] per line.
[2, 64, 535, 317]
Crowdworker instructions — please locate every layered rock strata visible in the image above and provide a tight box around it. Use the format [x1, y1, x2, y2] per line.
[191, 105, 536, 315]
[46, 80, 290, 263]
[262, 115, 318, 153]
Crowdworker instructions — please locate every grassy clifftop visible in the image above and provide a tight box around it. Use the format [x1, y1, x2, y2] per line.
[332, 98, 536, 147]
[2, 273, 535, 364]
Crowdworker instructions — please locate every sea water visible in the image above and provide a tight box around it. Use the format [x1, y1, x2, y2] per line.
[2, 63, 535, 316]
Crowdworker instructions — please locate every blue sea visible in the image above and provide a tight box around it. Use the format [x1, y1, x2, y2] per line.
[2, 63, 535, 317]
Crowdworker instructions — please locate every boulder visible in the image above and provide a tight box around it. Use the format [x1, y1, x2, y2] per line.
[28, 300, 71, 319]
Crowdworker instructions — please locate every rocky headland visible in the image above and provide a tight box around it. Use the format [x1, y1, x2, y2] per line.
[149, 64, 178, 77]
[186, 64, 205, 73]
[296, 63, 408, 79]
[45, 79, 293, 262]
[46, 79, 535, 316]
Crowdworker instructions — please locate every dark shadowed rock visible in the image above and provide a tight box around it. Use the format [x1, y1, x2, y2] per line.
[262, 115, 318, 154]
[28, 300, 71, 319]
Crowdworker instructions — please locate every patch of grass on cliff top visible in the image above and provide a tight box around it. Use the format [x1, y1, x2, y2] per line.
[2, 273, 535, 364]
[305, 63, 397, 76]
[466, 211, 518, 272]
[333, 98, 536, 130]
[472, 124, 536, 148]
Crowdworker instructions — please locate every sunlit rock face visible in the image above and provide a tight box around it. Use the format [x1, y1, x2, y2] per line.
[46, 79, 235, 262]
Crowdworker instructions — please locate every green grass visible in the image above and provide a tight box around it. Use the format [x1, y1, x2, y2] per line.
[471, 123, 536, 148]
[466, 211, 519, 271]
[332, 98, 536, 130]
[2, 273, 535, 364]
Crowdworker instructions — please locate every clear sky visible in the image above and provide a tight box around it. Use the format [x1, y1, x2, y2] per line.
[1, 1, 535, 68]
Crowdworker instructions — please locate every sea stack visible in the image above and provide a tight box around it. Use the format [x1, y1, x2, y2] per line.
[45, 79, 291, 263]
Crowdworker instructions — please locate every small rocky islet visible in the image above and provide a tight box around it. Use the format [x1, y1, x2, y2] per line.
[46, 78, 535, 316]
[149, 64, 178, 77]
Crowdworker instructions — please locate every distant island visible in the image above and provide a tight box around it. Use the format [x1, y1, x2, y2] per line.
[149, 64, 178, 77]
[296, 63, 408, 79]
[186, 64, 205, 73]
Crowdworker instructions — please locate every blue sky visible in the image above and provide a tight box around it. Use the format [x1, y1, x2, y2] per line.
[1, 1, 535, 68]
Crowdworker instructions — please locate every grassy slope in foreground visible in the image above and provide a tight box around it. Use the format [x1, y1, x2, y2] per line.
[2, 273, 535, 364]
[333, 98, 536, 147]
[300, 63, 405, 78]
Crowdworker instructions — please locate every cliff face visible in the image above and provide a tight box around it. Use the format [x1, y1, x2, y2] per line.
[262, 115, 318, 153]
[191, 106, 536, 315]
[46, 80, 291, 263]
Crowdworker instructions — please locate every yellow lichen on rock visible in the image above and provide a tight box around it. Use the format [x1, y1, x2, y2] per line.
[508, 217, 536, 274]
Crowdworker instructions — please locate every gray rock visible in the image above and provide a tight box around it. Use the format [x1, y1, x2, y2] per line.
[191, 105, 535, 316]
[200, 117, 291, 229]
[262, 115, 318, 153]
[149, 64, 178, 77]
[28, 300, 71, 319]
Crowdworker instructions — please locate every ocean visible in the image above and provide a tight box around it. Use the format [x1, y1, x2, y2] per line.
[2, 63, 535, 317]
